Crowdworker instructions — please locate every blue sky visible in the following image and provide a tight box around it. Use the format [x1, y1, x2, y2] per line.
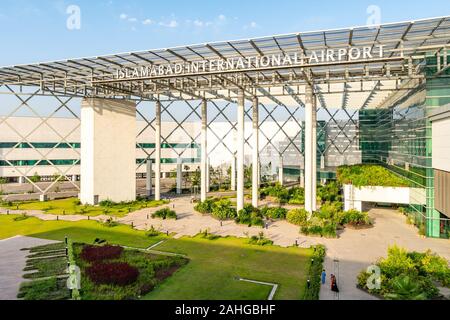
[0, 0, 449, 66]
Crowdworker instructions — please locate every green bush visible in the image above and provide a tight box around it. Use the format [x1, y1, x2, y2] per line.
[303, 245, 326, 300]
[152, 208, 177, 220]
[286, 209, 308, 226]
[317, 181, 341, 203]
[247, 232, 273, 246]
[317, 202, 342, 220]
[194, 199, 215, 214]
[338, 209, 371, 227]
[261, 206, 288, 220]
[337, 165, 410, 188]
[301, 217, 337, 238]
[260, 183, 289, 204]
[211, 199, 237, 221]
[357, 246, 449, 300]
[236, 204, 264, 227]
[288, 187, 305, 205]
[145, 226, 161, 237]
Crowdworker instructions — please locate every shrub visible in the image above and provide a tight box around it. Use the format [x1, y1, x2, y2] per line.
[377, 246, 417, 279]
[99, 199, 115, 208]
[384, 275, 428, 300]
[86, 262, 139, 286]
[287, 209, 308, 226]
[338, 209, 371, 227]
[212, 199, 237, 220]
[102, 218, 119, 228]
[248, 232, 273, 246]
[317, 202, 342, 220]
[288, 187, 305, 205]
[303, 245, 326, 300]
[194, 199, 215, 214]
[317, 181, 342, 203]
[337, 165, 410, 188]
[236, 204, 264, 227]
[301, 217, 337, 238]
[261, 206, 288, 220]
[152, 208, 177, 220]
[260, 183, 289, 204]
[145, 226, 161, 237]
[80, 245, 123, 262]
[13, 214, 29, 222]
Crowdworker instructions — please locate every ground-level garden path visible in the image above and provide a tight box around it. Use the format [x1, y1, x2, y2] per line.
[0, 236, 59, 300]
[1, 196, 449, 300]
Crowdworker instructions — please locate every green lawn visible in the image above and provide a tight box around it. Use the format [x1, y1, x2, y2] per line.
[0, 197, 168, 217]
[146, 236, 313, 300]
[1, 215, 314, 300]
[0, 215, 167, 248]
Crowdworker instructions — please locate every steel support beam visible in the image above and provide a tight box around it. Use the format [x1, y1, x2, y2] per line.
[155, 100, 162, 201]
[252, 97, 260, 208]
[305, 85, 317, 214]
[237, 90, 245, 212]
[146, 159, 152, 197]
[201, 99, 208, 202]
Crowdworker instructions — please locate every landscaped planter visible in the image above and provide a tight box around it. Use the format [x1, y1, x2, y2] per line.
[343, 184, 426, 211]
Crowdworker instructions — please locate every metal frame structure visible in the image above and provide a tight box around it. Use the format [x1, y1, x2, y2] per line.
[1, 16, 450, 236]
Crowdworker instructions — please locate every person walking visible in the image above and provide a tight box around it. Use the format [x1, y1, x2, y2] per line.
[331, 274, 339, 293]
[321, 270, 327, 285]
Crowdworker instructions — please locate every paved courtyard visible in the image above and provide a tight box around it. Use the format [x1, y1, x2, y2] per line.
[0, 236, 59, 300]
[1, 196, 449, 300]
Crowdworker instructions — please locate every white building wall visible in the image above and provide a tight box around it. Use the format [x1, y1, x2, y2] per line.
[432, 117, 450, 172]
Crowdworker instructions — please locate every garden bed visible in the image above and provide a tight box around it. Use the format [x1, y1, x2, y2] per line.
[73, 243, 188, 300]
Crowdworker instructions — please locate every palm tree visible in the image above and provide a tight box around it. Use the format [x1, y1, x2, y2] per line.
[385, 275, 427, 300]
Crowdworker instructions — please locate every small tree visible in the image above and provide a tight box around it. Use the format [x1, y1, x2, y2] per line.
[29, 172, 41, 193]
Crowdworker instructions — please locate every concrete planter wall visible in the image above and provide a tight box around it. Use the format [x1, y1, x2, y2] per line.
[343, 184, 426, 211]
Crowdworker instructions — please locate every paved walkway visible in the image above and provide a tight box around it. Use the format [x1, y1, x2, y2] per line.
[1, 197, 449, 300]
[0, 236, 60, 300]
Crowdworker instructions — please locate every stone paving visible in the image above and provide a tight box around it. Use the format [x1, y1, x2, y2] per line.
[0, 236, 60, 300]
[1, 196, 449, 300]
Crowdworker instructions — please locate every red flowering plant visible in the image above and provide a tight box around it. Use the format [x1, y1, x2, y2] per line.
[80, 245, 123, 262]
[86, 262, 139, 286]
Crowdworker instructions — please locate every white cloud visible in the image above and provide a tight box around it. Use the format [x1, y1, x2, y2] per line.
[218, 14, 226, 21]
[193, 19, 204, 27]
[119, 13, 128, 20]
[142, 19, 153, 25]
[250, 21, 258, 28]
[128, 17, 137, 22]
[159, 20, 178, 28]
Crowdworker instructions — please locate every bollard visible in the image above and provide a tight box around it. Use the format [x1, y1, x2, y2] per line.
[88, 216, 90, 220]
[63, 210, 65, 215]
[131, 222, 134, 228]
[65, 236, 68, 245]
[65, 247, 68, 256]
[57, 215, 59, 221]
[295, 240, 298, 247]
[7, 210, 9, 215]
[166, 231, 169, 236]
[307, 279, 311, 289]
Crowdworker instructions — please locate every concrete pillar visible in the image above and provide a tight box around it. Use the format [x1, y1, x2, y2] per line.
[252, 97, 259, 208]
[200, 99, 208, 202]
[71, 175, 78, 182]
[80, 98, 136, 205]
[19, 176, 26, 184]
[176, 157, 182, 195]
[278, 156, 284, 186]
[231, 156, 236, 191]
[304, 85, 317, 213]
[237, 91, 245, 212]
[155, 101, 162, 201]
[146, 160, 152, 197]
[300, 170, 305, 188]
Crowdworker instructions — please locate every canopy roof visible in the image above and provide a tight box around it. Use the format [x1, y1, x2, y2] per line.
[0, 16, 449, 108]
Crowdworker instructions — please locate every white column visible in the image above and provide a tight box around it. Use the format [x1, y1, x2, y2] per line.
[155, 101, 161, 201]
[176, 157, 182, 195]
[278, 156, 284, 186]
[80, 98, 136, 205]
[237, 91, 245, 212]
[71, 175, 78, 182]
[252, 97, 259, 208]
[19, 176, 26, 184]
[146, 160, 152, 197]
[200, 99, 208, 202]
[312, 95, 317, 212]
[300, 170, 305, 188]
[320, 155, 325, 170]
[304, 85, 317, 213]
[231, 156, 236, 191]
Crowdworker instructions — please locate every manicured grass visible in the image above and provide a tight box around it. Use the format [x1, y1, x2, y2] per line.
[1, 197, 168, 217]
[146, 236, 313, 300]
[0, 215, 167, 248]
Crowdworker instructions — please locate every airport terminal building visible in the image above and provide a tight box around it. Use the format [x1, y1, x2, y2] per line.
[0, 16, 449, 238]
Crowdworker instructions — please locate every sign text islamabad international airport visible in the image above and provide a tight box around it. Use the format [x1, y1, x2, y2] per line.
[114, 45, 386, 80]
